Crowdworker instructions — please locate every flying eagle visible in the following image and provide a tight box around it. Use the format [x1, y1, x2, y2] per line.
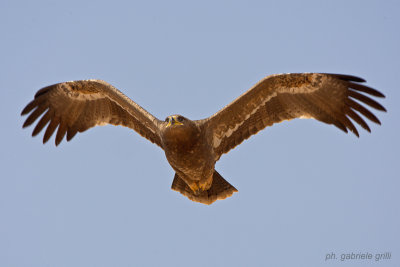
[21, 73, 386, 205]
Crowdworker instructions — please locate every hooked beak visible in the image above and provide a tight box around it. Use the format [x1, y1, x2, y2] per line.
[167, 115, 183, 127]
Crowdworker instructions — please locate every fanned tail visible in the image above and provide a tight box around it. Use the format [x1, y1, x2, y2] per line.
[171, 170, 237, 205]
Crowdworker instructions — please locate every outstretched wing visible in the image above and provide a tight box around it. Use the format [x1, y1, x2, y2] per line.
[21, 80, 163, 147]
[204, 73, 386, 160]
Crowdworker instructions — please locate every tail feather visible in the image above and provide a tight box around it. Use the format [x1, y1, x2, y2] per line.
[171, 170, 237, 205]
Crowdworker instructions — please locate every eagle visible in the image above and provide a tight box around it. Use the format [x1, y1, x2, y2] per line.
[21, 73, 386, 205]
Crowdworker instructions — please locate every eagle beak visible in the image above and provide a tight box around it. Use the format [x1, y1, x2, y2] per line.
[167, 116, 183, 127]
[173, 116, 184, 126]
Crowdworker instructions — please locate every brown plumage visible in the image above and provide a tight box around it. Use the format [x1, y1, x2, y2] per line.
[21, 73, 386, 205]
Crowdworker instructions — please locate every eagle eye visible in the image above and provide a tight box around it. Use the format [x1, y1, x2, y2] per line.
[165, 117, 169, 122]
[177, 116, 184, 122]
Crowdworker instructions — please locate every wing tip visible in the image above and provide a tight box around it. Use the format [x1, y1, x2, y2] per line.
[22, 120, 30, 128]
[325, 73, 366, 83]
[34, 85, 53, 98]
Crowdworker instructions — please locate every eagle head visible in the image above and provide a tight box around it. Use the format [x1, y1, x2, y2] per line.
[161, 115, 200, 146]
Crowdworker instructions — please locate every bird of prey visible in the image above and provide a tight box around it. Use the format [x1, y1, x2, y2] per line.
[21, 73, 386, 205]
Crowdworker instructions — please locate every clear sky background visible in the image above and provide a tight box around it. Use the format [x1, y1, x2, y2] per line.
[1, 1, 399, 266]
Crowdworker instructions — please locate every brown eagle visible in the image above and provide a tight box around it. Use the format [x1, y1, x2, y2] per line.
[21, 73, 386, 204]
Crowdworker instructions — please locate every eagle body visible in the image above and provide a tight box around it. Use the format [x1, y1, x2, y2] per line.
[161, 116, 214, 193]
[21, 73, 386, 205]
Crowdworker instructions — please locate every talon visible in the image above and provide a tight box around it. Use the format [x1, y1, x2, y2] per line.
[189, 179, 212, 195]
[189, 183, 200, 194]
[199, 177, 213, 191]
[199, 182, 208, 191]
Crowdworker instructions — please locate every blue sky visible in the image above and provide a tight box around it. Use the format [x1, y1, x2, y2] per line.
[1, 0, 399, 266]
